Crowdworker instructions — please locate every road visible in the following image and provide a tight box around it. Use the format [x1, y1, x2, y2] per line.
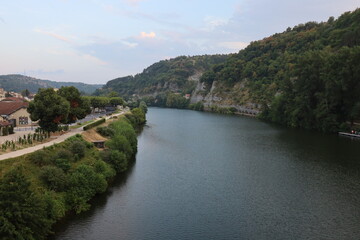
[0, 110, 128, 161]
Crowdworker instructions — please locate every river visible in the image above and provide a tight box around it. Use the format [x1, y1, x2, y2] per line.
[51, 108, 360, 240]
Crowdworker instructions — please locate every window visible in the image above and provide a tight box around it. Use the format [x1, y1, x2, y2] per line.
[19, 116, 28, 125]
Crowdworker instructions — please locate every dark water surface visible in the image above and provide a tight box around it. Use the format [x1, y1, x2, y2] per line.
[51, 108, 360, 240]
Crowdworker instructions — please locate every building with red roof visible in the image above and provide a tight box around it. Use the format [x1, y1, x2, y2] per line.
[0, 100, 31, 126]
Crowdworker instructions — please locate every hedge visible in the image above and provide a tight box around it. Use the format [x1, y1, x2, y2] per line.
[83, 118, 106, 130]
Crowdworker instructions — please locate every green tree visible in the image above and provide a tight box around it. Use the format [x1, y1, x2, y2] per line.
[0, 167, 52, 240]
[27, 88, 70, 132]
[58, 86, 91, 124]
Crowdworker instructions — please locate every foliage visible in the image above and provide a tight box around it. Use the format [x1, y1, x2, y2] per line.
[0, 167, 52, 240]
[28, 149, 53, 166]
[82, 96, 125, 109]
[139, 101, 148, 113]
[125, 108, 146, 128]
[28, 88, 70, 132]
[40, 166, 68, 191]
[165, 93, 189, 108]
[0, 74, 102, 94]
[0, 110, 146, 240]
[97, 55, 228, 98]
[189, 102, 204, 111]
[58, 86, 91, 124]
[96, 126, 115, 137]
[66, 164, 108, 213]
[83, 118, 106, 130]
[196, 8, 360, 132]
[70, 140, 86, 158]
[100, 150, 128, 173]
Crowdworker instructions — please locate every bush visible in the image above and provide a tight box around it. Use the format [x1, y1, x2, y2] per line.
[28, 150, 53, 166]
[54, 158, 71, 172]
[57, 149, 73, 160]
[40, 166, 68, 191]
[101, 150, 128, 173]
[70, 141, 86, 158]
[93, 160, 116, 179]
[66, 164, 108, 213]
[105, 135, 133, 158]
[96, 126, 115, 137]
[83, 118, 106, 130]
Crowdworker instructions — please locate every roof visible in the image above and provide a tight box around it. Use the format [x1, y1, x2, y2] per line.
[0, 120, 11, 127]
[1, 97, 24, 102]
[0, 101, 29, 115]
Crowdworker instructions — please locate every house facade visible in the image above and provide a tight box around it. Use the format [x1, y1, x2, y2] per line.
[0, 99, 31, 126]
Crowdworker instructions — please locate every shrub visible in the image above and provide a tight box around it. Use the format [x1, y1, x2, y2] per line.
[93, 160, 116, 179]
[66, 164, 107, 213]
[96, 126, 115, 137]
[100, 150, 128, 173]
[57, 149, 73, 160]
[105, 135, 133, 158]
[83, 118, 105, 130]
[54, 158, 71, 172]
[40, 166, 68, 191]
[70, 141, 86, 158]
[28, 150, 52, 166]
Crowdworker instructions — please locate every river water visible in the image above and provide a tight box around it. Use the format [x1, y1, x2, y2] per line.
[51, 108, 360, 240]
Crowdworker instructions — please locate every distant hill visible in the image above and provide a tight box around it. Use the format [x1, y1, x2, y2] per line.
[97, 54, 229, 97]
[0, 75, 103, 95]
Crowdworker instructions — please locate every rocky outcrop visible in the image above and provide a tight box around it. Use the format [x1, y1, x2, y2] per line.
[190, 74, 261, 116]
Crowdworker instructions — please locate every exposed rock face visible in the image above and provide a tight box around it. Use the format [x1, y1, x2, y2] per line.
[189, 73, 261, 116]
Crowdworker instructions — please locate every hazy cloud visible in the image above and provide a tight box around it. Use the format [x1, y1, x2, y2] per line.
[219, 41, 249, 50]
[139, 32, 156, 38]
[34, 29, 71, 43]
[26, 69, 65, 76]
[124, 0, 146, 6]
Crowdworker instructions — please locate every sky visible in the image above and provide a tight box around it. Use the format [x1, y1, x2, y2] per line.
[0, 0, 358, 84]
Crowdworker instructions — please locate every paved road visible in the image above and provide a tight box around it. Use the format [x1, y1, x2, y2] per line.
[0, 110, 129, 161]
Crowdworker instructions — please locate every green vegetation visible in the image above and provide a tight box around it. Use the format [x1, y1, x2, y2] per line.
[198, 9, 360, 132]
[28, 87, 91, 132]
[96, 9, 360, 132]
[0, 74, 103, 95]
[97, 55, 228, 97]
[82, 96, 125, 109]
[83, 118, 106, 130]
[58, 86, 92, 124]
[0, 109, 146, 240]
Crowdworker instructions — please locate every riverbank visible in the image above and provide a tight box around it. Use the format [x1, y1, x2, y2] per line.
[0, 107, 146, 240]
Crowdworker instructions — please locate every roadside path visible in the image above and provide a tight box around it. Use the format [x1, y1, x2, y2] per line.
[0, 110, 128, 161]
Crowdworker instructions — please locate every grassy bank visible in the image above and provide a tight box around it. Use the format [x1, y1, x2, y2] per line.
[0, 108, 146, 240]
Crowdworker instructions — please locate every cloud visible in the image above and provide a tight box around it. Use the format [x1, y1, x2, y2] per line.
[124, 0, 146, 6]
[82, 54, 108, 66]
[34, 29, 71, 43]
[26, 69, 65, 76]
[101, 4, 187, 29]
[0, 16, 5, 24]
[140, 32, 156, 39]
[203, 16, 227, 31]
[218, 41, 249, 50]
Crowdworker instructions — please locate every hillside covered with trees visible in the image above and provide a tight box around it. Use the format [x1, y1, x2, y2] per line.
[199, 8, 360, 132]
[96, 54, 228, 97]
[0, 74, 103, 95]
[99, 8, 360, 133]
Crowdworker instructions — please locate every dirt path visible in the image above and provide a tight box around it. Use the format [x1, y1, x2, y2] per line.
[0, 110, 129, 161]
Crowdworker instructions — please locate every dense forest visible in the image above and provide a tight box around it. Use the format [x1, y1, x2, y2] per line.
[199, 9, 360, 132]
[96, 54, 229, 97]
[0, 75, 103, 95]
